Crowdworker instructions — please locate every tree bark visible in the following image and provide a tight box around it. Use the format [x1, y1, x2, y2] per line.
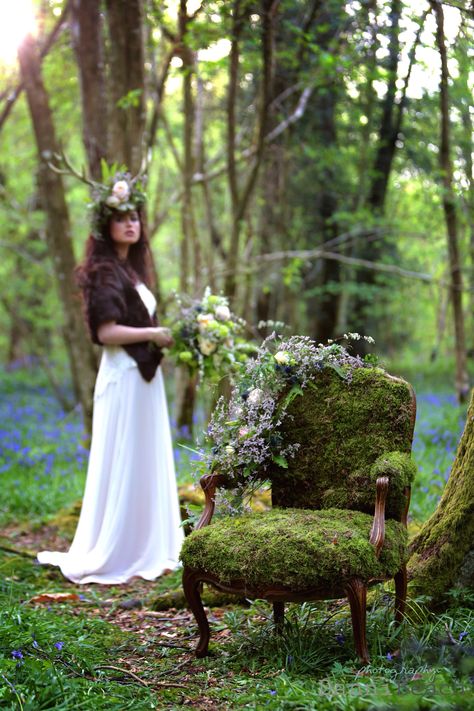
[70, 0, 108, 180]
[431, 0, 469, 403]
[408, 388, 474, 599]
[104, 0, 146, 172]
[17, 33, 97, 432]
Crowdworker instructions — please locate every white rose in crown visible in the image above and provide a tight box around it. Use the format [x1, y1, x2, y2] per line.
[215, 305, 231, 321]
[247, 388, 264, 405]
[105, 195, 120, 207]
[274, 351, 290, 365]
[198, 337, 217, 356]
[111, 180, 131, 202]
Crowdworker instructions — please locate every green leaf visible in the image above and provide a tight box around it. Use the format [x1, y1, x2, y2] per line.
[327, 363, 348, 380]
[281, 384, 304, 409]
[272, 454, 288, 468]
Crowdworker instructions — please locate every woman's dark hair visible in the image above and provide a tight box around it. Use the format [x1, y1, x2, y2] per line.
[76, 207, 154, 290]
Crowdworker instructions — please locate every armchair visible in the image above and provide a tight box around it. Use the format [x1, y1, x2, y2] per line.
[180, 368, 416, 663]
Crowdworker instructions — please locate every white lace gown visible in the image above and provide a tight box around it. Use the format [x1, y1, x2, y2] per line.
[38, 284, 184, 584]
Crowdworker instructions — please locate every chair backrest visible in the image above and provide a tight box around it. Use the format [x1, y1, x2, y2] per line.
[269, 367, 416, 520]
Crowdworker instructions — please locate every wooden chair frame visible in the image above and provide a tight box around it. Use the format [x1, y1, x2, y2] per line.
[183, 472, 411, 664]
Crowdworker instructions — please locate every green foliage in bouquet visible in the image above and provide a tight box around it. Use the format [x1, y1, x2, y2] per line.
[167, 288, 256, 383]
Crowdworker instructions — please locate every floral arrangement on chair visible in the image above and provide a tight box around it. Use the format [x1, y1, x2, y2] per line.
[167, 288, 256, 384]
[198, 333, 376, 501]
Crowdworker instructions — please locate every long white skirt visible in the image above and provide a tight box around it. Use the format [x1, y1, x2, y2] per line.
[38, 366, 184, 584]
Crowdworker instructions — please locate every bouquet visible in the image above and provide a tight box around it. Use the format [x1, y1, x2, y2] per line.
[167, 288, 256, 383]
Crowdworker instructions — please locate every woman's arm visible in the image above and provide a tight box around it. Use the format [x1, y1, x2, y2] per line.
[97, 322, 173, 348]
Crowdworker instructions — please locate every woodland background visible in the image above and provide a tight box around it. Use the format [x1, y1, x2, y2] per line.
[0, 0, 473, 407]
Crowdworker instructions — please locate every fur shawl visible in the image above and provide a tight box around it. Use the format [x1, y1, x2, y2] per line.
[82, 259, 163, 382]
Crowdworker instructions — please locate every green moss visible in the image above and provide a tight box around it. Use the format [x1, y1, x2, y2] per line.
[408, 391, 474, 600]
[181, 508, 407, 590]
[269, 368, 415, 520]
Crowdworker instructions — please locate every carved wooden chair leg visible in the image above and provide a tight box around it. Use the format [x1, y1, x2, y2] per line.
[273, 601, 285, 632]
[394, 564, 407, 624]
[345, 578, 369, 664]
[182, 567, 211, 658]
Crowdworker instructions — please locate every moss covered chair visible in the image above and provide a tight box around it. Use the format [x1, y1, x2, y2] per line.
[180, 367, 416, 663]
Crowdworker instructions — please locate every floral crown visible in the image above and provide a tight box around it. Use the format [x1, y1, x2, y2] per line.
[90, 171, 147, 239]
[46, 153, 147, 239]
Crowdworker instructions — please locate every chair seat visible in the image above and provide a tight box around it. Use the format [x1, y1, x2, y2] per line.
[180, 507, 407, 592]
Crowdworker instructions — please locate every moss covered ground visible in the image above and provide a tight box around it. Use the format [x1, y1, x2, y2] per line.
[0, 367, 473, 709]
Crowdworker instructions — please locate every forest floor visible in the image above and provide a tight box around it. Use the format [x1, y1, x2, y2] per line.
[1, 367, 473, 709]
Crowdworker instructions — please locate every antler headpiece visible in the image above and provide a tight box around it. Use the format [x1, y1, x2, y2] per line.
[47, 151, 148, 239]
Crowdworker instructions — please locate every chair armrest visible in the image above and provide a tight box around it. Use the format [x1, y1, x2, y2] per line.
[369, 476, 389, 558]
[195, 472, 228, 530]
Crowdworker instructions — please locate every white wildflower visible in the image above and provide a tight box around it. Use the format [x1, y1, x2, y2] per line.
[247, 388, 264, 405]
[274, 351, 290, 365]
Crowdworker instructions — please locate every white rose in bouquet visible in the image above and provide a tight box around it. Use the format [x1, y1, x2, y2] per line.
[197, 313, 214, 333]
[215, 305, 231, 321]
[198, 337, 217, 356]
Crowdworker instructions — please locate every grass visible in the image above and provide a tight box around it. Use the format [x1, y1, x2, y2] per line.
[0, 364, 473, 709]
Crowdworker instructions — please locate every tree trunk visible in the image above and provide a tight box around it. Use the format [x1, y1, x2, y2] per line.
[70, 0, 108, 180]
[456, 21, 474, 348]
[175, 1, 199, 435]
[408, 388, 474, 599]
[18, 33, 97, 432]
[179, 0, 201, 295]
[431, 0, 469, 403]
[104, 0, 146, 172]
[303, 1, 346, 341]
[224, 0, 275, 300]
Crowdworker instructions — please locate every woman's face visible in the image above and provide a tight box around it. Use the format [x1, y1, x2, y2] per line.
[109, 210, 141, 258]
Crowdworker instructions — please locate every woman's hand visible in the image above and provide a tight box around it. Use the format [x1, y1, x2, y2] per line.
[149, 327, 174, 348]
[97, 322, 174, 347]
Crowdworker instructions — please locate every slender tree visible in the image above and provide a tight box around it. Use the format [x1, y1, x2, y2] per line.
[17, 33, 97, 431]
[224, 0, 277, 300]
[430, 0, 469, 403]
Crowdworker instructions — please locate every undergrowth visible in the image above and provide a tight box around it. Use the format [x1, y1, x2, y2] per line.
[0, 365, 473, 709]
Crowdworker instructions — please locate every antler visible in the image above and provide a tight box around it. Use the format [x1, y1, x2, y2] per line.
[45, 149, 102, 190]
[131, 148, 152, 183]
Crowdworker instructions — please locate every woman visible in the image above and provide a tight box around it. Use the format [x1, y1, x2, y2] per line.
[38, 176, 184, 584]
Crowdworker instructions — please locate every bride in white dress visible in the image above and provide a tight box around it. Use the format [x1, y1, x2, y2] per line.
[38, 178, 184, 584]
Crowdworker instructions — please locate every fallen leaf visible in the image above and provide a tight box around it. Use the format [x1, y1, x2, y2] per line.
[29, 592, 80, 604]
